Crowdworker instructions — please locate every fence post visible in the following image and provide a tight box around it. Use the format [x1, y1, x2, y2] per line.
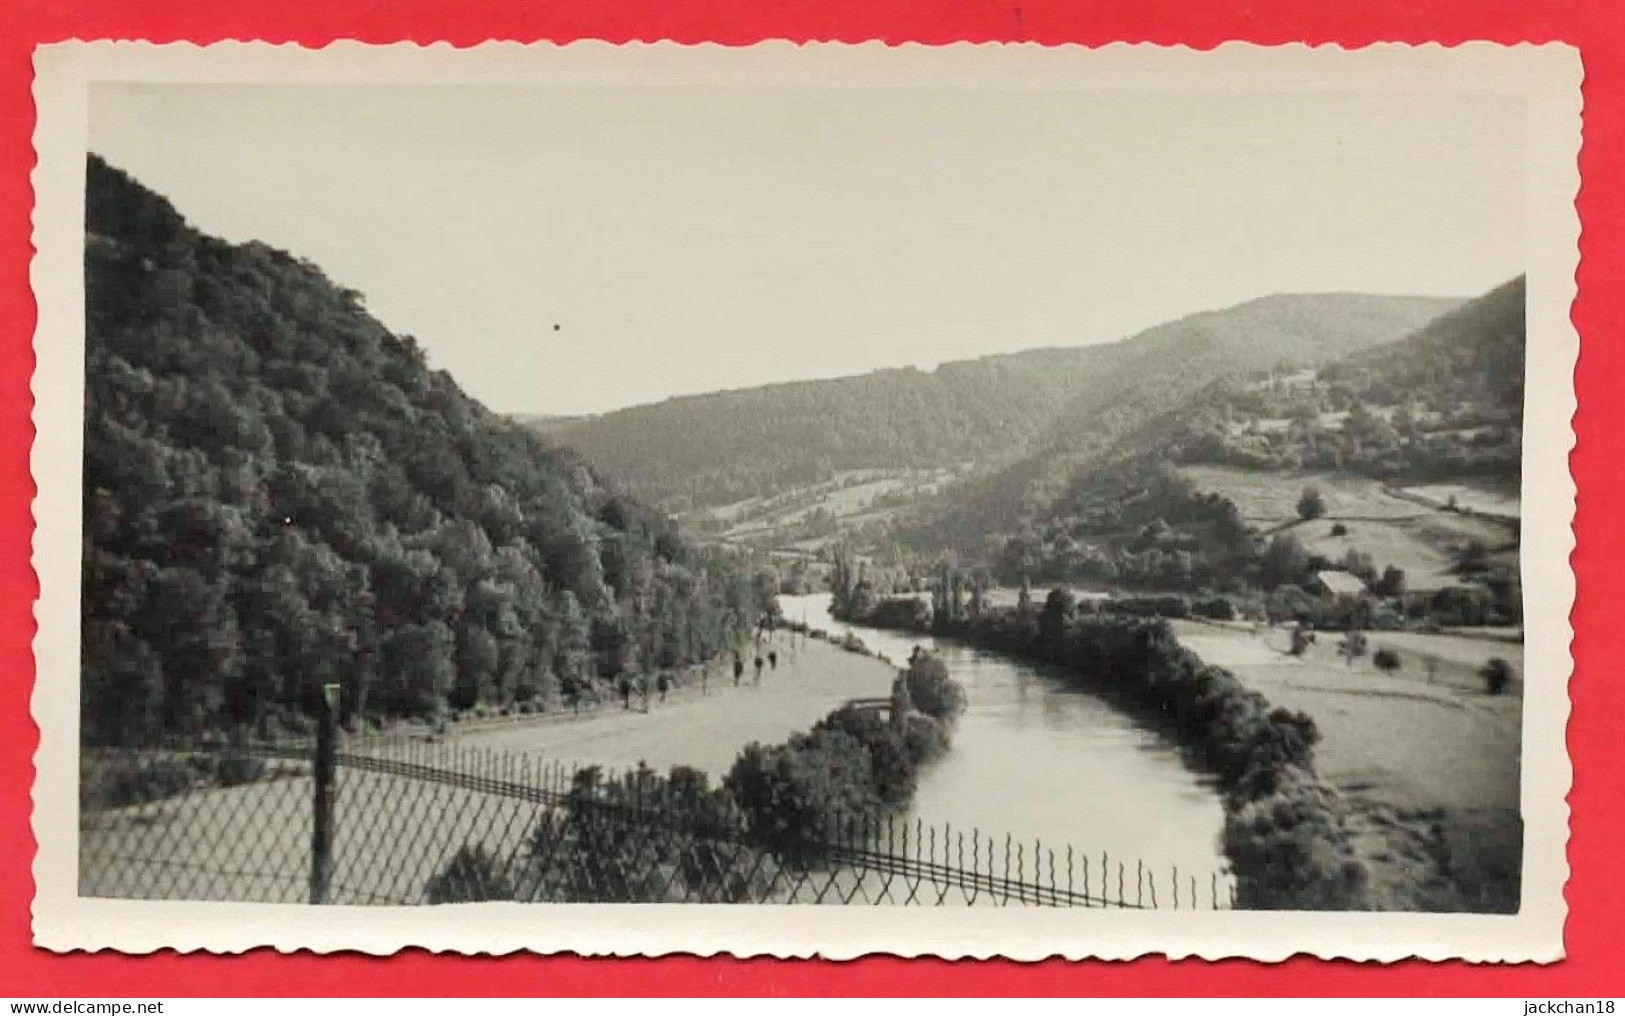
[309, 682, 340, 904]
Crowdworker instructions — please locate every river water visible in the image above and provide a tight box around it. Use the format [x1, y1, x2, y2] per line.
[778, 593, 1231, 894]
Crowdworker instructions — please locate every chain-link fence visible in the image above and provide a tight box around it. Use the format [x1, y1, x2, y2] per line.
[80, 738, 1235, 908]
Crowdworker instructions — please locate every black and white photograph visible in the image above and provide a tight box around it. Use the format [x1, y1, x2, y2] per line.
[29, 42, 1578, 960]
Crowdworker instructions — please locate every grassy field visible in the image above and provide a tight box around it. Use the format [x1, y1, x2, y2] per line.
[1179, 465, 1422, 523]
[1180, 464, 1519, 591]
[1399, 481, 1521, 520]
[1171, 619, 1523, 910]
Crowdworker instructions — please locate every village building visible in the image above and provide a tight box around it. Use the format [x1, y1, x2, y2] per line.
[1307, 569, 1370, 606]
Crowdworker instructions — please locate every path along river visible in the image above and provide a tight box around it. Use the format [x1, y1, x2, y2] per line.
[777, 593, 1230, 890]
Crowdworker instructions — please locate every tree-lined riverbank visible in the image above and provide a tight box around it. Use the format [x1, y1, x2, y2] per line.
[833, 589, 1517, 911]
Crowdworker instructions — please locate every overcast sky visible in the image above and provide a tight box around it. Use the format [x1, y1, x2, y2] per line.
[89, 83, 1526, 416]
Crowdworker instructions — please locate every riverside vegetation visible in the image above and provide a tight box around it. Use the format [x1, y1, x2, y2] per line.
[427, 645, 967, 902]
[831, 575, 1392, 910]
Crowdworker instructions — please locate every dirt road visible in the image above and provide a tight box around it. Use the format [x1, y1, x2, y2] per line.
[448, 637, 901, 778]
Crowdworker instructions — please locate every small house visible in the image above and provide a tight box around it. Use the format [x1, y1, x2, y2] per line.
[1308, 569, 1369, 605]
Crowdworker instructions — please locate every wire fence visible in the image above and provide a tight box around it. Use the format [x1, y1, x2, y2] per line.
[80, 737, 1236, 909]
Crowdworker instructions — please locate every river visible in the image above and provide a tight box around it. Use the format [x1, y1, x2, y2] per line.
[778, 593, 1232, 893]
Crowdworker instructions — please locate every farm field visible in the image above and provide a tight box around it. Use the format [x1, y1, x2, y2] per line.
[1399, 481, 1522, 520]
[1293, 515, 1511, 591]
[1180, 464, 1518, 591]
[1172, 620, 1520, 811]
[710, 467, 951, 543]
[1178, 465, 1422, 523]
[1171, 619, 1522, 909]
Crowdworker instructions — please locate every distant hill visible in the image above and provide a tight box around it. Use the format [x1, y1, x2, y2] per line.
[1144, 276, 1525, 478]
[908, 292, 1463, 552]
[542, 348, 1120, 511]
[514, 413, 599, 438]
[996, 277, 1524, 598]
[82, 155, 770, 745]
[540, 293, 1459, 528]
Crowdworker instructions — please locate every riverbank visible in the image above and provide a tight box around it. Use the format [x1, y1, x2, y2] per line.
[1172, 620, 1522, 912]
[446, 635, 900, 777]
[838, 594, 1519, 911]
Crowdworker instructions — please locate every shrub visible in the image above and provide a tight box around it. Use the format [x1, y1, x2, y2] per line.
[1330, 522, 1349, 537]
[815, 706, 916, 805]
[1372, 647, 1401, 672]
[425, 844, 515, 903]
[1298, 486, 1326, 521]
[83, 753, 198, 809]
[1192, 596, 1236, 621]
[1222, 766, 1369, 909]
[867, 596, 932, 632]
[726, 729, 882, 848]
[901, 650, 966, 721]
[1481, 657, 1514, 695]
[213, 749, 267, 787]
[1338, 631, 1369, 666]
[900, 712, 949, 765]
[1105, 595, 1192, 619]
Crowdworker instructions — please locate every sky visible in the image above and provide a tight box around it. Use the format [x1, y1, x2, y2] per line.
[89, 83, 1526, 416]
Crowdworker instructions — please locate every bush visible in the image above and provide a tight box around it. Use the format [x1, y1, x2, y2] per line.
[213, 749, 267, 787]
[1192, 596, 1236, 621]
[726, 729, 883, 848]
[1222, 766, 1369, 909]
[901, 650, 966, 721]
[1337, 631, 1369, 665]
[1330, 522, 1349, 537]
[83, 753, 198, 809]
[1372, 647, 1401, 672]
[1298, 486, 1327, 521]
[815, 706, 916, 805]
[425, 844, 515, 903]
[900, 713, 948, 765]
[1481, 657, 1514, 695]
[1105, 595, 1192, 619]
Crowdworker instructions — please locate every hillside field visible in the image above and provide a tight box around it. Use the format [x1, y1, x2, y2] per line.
[1179, 464, 1518, 591]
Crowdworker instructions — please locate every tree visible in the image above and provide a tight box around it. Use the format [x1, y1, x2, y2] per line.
[1373, 647, 1401, 672]
[1337, 630, 1368, 667]
[1376, 565, 1406, 598]
[1298, 486, 1326, 521]
[1038, 587, 1077, 655]
[1016, 576, 1034, 618]
[1261, 534, 1309, 589]
[1481, 657, 1514, 695]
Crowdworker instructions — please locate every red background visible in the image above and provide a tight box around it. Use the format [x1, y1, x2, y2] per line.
[0, 0, 1618, 997]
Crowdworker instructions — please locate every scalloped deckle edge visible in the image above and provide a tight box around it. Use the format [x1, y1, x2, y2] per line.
[28, 39, 1580, 963]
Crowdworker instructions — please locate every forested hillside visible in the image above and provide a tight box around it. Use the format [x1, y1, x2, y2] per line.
[909, 292, 1461, 552]
[547, 292, 1457, 531]
[547, 348, 1119, 511]
[998, 277, 1525, 600]
[1150, 276, 1525, 478]
[82, 155, 771, 745]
